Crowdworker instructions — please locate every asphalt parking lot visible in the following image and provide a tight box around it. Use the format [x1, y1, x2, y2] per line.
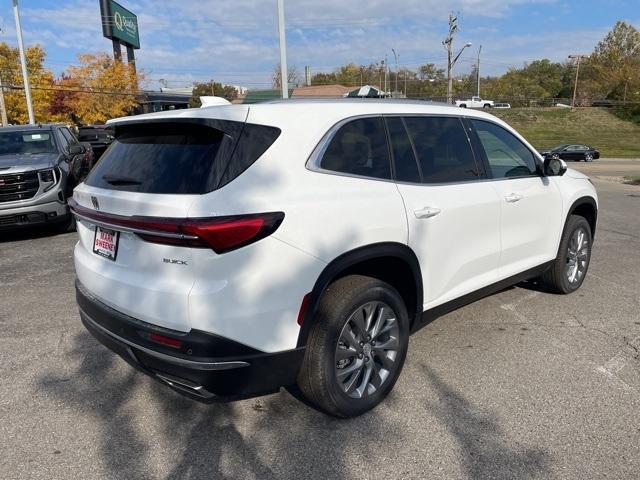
[1, 159, 639, 480]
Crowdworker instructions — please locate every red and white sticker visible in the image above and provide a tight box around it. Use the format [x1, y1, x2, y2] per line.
[93, 226, 120, 261]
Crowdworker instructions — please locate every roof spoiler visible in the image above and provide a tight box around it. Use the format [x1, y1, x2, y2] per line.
[200, 96, 232, 108]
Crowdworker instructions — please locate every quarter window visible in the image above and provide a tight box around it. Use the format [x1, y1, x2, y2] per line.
[61, 128, 77, 145]
[403, 116, 479, 184]
[385, 117, 421, 183]
[319, 117, 391, 180]
[471, 120, 538, 178]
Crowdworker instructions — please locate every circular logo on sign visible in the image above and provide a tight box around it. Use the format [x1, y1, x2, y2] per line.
[114, 11, 124, 31]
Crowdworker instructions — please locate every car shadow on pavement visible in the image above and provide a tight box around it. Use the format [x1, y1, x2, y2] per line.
[422, 365, 550, 480]
[0, 225, 68, 243]
[38, 332, 154, 479]
[39, 331, 404, 480]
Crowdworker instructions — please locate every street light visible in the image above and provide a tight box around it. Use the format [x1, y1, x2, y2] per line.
[391, 48, 399, 95]
[445, 41, 472, 104]
[454, 42, 473, 64]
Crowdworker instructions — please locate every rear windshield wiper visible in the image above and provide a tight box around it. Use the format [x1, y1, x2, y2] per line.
[102, 174, 142, 186]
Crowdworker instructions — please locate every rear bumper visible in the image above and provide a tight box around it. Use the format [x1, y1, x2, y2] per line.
[76, 280, 305, 402]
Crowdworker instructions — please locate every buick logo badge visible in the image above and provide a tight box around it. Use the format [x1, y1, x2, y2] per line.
[91, 196, 100, 210]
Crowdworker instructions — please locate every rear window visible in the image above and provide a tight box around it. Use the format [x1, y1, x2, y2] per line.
[78, 128, 113, 143]
[85, 121, 280, 194]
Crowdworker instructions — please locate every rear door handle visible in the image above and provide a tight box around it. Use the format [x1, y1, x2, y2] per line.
[504, 193, 523, 203]
[414, 207, 441, 219]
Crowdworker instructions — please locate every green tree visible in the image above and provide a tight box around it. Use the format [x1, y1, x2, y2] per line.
[189, 81, 238, 107]
[590, 21, 640, 102]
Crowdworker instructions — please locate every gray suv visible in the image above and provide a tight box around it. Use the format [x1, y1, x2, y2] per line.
[0, 124, 92, 232]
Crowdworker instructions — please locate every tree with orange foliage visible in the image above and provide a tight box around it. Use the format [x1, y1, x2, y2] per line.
[0, 42, 56, 124]
[65, 53, 143, 124]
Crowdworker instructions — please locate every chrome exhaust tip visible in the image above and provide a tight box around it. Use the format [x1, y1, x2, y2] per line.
[155, 373, 215, 399]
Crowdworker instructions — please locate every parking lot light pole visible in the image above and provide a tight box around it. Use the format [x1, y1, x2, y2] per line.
[568, 54, 589, 110]
[476, 45, 482, 97]
[12, 0, 35, 124]
[277, 0, 288, 99]
[391, 48, 399, 95]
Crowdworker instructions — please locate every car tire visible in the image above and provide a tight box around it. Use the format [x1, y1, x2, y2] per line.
[541, 215, 592, 294]
[483, 104, 492, 109]
[296, 275, 410, 418]
[459, 104, 467, 108]
[585, 153, 594, 162]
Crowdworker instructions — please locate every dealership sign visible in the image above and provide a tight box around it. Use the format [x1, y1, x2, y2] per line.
[100, 0, 140, 49]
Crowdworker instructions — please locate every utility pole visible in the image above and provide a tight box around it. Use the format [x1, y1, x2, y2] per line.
[568, 54, 588, 109]
[442, 13, 472, 105]
[476, 45, 482, 97]
[277, 0, 289, 99]
[443, 13, 457, 105]
[13, 0, 35, 124]
[0, 75, 8, 126]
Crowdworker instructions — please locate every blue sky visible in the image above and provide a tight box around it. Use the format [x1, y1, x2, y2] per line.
[0, 0, 638, 90]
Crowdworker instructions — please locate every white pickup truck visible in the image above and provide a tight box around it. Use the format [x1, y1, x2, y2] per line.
[455, 96, 494, 108]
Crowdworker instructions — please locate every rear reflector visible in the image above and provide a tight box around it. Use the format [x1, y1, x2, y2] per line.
[148, 332, 183, 349]
[297, 293, 312, 326]
[69, 199, 284, 254]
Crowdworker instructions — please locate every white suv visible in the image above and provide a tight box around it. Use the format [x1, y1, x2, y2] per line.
[71, 100, 597, 417]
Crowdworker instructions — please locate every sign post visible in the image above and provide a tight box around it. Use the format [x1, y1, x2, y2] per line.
[100, 0, 140, 70]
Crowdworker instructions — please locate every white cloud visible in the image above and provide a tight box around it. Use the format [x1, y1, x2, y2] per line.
[5, 0, 627, 89]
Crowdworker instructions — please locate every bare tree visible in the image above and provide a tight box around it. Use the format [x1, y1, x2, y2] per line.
[272, 64, 300, 89]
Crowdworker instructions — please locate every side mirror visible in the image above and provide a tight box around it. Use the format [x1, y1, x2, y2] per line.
[67, 144, 84, 155]
[544, 157, 567, 176]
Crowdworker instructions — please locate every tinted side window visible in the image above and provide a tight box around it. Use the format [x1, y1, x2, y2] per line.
[320, 117, 391, 180]
[56, 130, 69, 149]
[471, 120, 537, 178]
[61, 128, 77, 144]
[403, 116, 479, 183]
[386, 117, 421, 183]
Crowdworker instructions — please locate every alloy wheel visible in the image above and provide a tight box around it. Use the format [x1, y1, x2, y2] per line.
[566, 227, 589, 285]
[334, 301, 400, 399]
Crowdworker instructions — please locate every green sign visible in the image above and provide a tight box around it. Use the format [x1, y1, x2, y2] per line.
[104, 0, 140, 49]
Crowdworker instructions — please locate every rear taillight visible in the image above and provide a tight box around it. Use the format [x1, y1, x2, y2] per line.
[69, 199, 284, 254]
